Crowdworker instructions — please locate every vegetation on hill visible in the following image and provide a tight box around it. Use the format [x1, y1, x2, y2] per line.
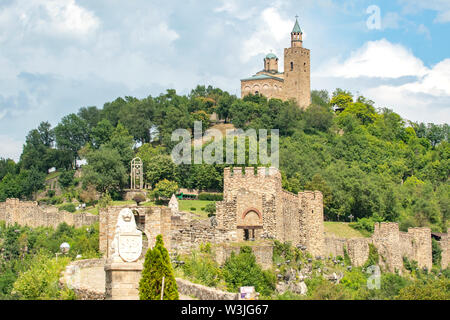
[0, 222, 100, 299]
[0, 85, 448, 232]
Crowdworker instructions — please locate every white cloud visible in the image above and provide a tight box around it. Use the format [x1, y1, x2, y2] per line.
[0, 135, 22, 162]
[399, 0, 450, 23]
[314, 39, 450, 124]
[316, 39, 428, 79]
[240, 7, 293, 63]
[0, 0, 100, 40]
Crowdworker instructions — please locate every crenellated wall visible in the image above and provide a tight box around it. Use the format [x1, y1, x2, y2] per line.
[324, 223, 434, 271]
[0, 198, 98, 229]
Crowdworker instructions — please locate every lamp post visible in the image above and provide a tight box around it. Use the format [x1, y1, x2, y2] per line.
[56, 242, 70, 260]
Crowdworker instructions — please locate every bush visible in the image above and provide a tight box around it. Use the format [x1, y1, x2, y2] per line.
[133, 193, 146, 205]
[349, 217, 378, 236]
[58, 170, 75, 189]
[182, 251, 221, 287]
[223, 246, 275, 296]
[58, 203, 76, 213]
[139, 235, 179, 300]
[12, 252, 75, 300]
[403, 256, 418, 272]
[396, 278, 450, 300]
[432, 238, 442, 266]
[198, 193, 223, 201]
[364, 244, 379, 268]
[204, 203, 216, 215]
[190, 207, 197, 211]
[306, 277, 352, 300]
[46, 190, 55, 198]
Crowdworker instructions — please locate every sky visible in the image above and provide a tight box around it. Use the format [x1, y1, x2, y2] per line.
[1, 0, 449, 161]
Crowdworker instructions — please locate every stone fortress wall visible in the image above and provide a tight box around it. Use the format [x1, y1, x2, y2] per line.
[0, 198, 98, 229]
[99, 167, 447, 272]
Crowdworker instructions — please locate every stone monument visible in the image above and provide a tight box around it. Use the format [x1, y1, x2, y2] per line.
[168, 194, 179, 215]
[105, 208, 143, 300]
[130, 157, 144, 190]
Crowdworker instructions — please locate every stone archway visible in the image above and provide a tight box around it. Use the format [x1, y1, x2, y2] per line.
[238, 208, 263, 241]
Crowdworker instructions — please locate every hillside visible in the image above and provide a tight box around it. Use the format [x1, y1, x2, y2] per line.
[0, 86, 448, 235]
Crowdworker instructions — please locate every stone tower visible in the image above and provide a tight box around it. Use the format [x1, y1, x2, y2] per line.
[283, 17, 311, 108]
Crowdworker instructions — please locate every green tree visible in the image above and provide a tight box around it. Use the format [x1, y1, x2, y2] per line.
[223, 246, 275, 296]
[82, 147, 128, 193]
[145, 155, 177, 188]
[151, 179, 179, 200]
[54, 114, 90, 168]
[139, 235, 179, 300]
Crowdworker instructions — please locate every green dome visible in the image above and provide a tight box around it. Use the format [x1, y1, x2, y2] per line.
[266, 53, 277, 59]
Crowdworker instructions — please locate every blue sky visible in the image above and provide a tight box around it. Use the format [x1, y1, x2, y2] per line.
[1, 0, 449, 161]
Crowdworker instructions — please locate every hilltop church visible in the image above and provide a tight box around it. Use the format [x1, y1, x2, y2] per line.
[241, 17, 311, 109]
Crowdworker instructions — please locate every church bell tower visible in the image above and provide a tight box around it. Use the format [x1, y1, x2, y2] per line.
[283, 16, 311, 109]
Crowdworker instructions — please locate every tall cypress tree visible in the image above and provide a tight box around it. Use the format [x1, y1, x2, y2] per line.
[139, 235, 179, 300]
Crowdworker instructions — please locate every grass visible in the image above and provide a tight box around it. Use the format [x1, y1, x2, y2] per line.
[179, 200, 215, 219]
[324, 222, 368, 238]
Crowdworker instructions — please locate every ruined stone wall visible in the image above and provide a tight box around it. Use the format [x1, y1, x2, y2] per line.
[324, 237, 346, 258]
[407, 228, 432, 270]
[298, 191, 324, 257]
[176, 278, 238, 300]
[372, 223, 403, 272]
[170, 213, 230, 254]
[0, 198, 98, 229]
[441, 229, 449, 269]
[346, 238, 370, 267]
[324, 223, 434, 271]
[324, 237, 369, 267]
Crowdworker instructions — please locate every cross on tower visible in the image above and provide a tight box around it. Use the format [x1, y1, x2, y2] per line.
[295, 15, 299, 19]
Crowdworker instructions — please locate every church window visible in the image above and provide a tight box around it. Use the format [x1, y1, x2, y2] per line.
[290, 62, 294, 71]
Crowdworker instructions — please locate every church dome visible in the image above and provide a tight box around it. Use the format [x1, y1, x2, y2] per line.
[265, 53, 277, 59]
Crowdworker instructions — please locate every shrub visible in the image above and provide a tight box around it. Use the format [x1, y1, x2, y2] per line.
[306, 277, 352, 300]
[139, 235, 179, 300]
[182, 251, 221, 287]
[432, 238, 442, 266]
[190, 207, 197, 211]
[403, 256, 418, 272]
[396, 278, 450, 300]
[58, 170, 75, 189]
[133, 193, 146, 206]
[364, 244, 379, 268]
[46, 190, 55, 198]
[204, 203, 216, 215]
[223, 246, 275, 296]
[349, 217, 377, 236]
[58, 203, 76, 213]
[151, 180, 178, 200]
[198, 193, 223, 201]
[98, 192, 112, 208]
[12, 252, 74, 300]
